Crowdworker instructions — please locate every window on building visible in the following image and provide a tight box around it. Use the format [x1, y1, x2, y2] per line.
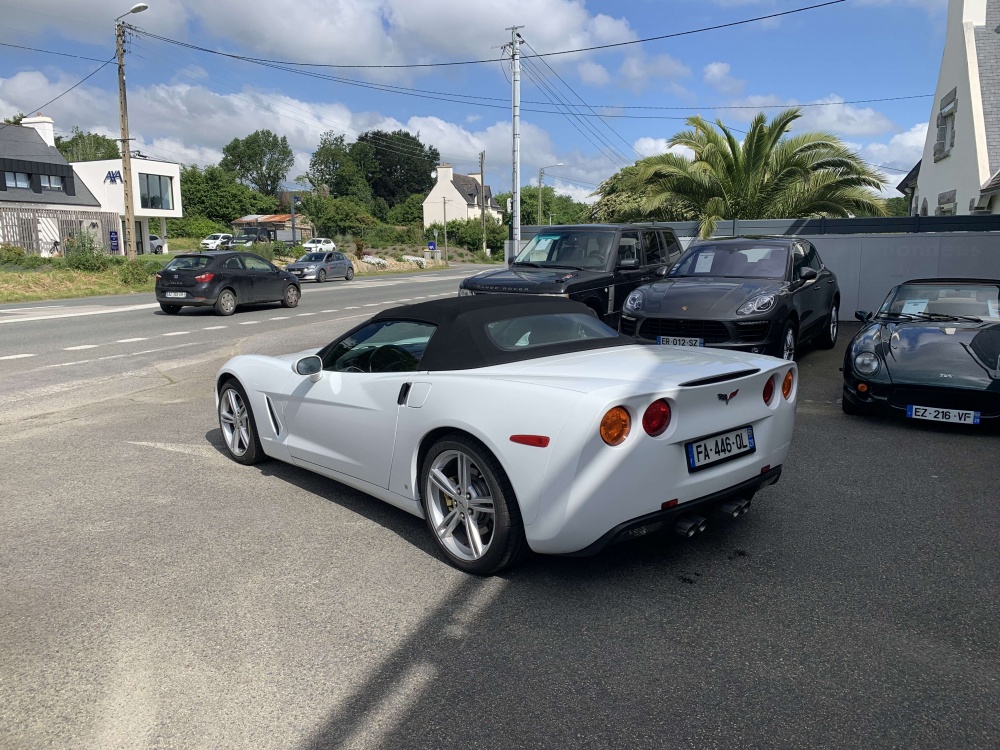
[139, 173, 173, 210]
[4, 171, 29, 189]
[40, 175, 64, 192]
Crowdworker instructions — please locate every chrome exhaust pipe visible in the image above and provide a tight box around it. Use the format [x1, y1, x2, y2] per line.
[674, 514, 708, 538]
[717, 498, 750, 520]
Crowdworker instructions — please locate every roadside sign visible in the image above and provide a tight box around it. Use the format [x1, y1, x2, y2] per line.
[109, 230, 119, 252]
[428, 241, 437, 251]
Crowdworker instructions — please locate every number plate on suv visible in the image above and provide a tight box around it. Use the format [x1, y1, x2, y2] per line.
[657, 336, 704, 347]
[686, 426, 755, 472]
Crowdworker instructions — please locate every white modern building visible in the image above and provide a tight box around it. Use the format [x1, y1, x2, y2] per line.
[905, 0, 1000, 215]
[422, 163, 502, 228]
[74, 156, 182, 254]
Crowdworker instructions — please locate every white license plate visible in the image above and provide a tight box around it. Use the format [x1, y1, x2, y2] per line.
[686, 426, 755, 472]
[164, 292, 186, 298]
[906, 405, 980, 425]
[658, 336, 704, 347]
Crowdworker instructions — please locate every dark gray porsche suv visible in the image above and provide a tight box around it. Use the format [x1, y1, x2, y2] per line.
[155, 251, 301, 316]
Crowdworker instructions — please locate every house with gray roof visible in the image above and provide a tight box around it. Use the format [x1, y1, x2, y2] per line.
[909, 0, 1000, 215]
[422, 163, 502, 228]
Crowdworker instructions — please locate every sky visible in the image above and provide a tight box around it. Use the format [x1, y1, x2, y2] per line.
[0, 0, 950, 203]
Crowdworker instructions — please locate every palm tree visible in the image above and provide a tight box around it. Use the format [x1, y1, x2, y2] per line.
[635, 109, 887, 238]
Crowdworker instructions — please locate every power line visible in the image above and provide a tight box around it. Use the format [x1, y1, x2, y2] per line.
[0, 41, 109, 62]
[0, 57, 114, 134]
[130, 2, 846, 70]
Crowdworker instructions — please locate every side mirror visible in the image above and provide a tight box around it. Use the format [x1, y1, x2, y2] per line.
[799, 267, 818, 282]
[855, 310, 873, 322]
[294, 355, 324, 382]
[655, 265, 669, 278]
[617, 257, 639, 269]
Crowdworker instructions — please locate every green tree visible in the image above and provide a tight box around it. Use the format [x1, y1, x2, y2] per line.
[494, 186, 590, 226]
[356, 129, 439, 206]
[589, 163, 689, 223]
[55, 127, 119, 162]
[300, 193, 377, 236]
[386, 193, 426, 225]
[178, 164, 276, 225]
[636, 109, 887, 238]
[428, 217, 507, 253]
[220, 130, 294, 196]
[3, 112, 25, 125]
[884, 196, 910, 217]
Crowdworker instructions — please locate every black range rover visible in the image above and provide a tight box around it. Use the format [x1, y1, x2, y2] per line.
[458, 224, 683, 325]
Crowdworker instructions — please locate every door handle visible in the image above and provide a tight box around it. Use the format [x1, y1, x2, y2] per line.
[397, 382, 412, 405]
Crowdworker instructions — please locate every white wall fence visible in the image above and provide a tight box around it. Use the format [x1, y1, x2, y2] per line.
[0, 207, 121, 256]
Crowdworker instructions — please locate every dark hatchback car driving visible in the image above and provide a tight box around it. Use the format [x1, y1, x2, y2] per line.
[458, 224, 683, 326]
[155, 251, 301, 316]
[619, 237, 840, 360]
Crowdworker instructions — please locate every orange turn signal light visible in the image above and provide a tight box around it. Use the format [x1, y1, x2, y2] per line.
[782, 369, 794, 399]
[857, 383, 869, 393]
[600, 406, 631, 446]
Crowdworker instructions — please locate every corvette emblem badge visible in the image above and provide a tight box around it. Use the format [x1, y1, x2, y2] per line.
[718, 389, 739, 405]
[682, 306, 688, 311]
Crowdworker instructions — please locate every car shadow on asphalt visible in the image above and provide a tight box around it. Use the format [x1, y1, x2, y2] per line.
[154, 304, 289, 317]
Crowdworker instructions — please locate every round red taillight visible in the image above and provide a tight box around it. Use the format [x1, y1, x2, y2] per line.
[762, 376, 775, 405]
[642, 399, 671, 437]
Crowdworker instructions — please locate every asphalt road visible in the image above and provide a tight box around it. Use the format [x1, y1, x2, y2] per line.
[1, 286, 998, 749]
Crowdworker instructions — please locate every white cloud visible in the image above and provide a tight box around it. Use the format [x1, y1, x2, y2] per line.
[724, 94, 896, 137]
[578, 62, 611, 87]
[858, 122, 927, 195]
[633, 137, 693, 160]
[617, 53, 690, 94]
[703, 62, 744, 95]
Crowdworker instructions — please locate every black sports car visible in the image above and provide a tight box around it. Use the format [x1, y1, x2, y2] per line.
[155, 251, 301, 316]
[843, 278, 1000, 424]
[619, 237, 840, 360]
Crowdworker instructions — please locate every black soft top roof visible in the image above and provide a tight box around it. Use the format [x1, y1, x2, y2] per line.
[369, 294, 632, 371]
[903, 278, 1000, 285]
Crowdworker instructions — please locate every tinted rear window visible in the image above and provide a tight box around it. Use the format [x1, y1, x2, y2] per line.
[164, 255, 212, 270]
[486, 313, 618, 350]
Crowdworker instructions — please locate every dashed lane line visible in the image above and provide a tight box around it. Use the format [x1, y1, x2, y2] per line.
[64, 345, 98, 351]
[0, 302, 161, 325]
[270, 316, 289, 321]
[162, 331, 189, 336]
[363, 303, 381, 307]
[344, 306, 359, 309]
[0, 353, 35, 361]
[296, 312, 316, 317]
[117, 337, 147, 343]
[202, 325, 227, 330]
[238, 321, 259, 325]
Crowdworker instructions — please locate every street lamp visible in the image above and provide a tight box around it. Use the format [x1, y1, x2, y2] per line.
[115, 2, 147, 258]
[537, 162, 563, 225]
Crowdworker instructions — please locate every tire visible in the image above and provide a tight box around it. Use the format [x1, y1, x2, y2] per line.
[218, 380, 265, 465]
[159, 303, 181, 315]
[317, 269, 327, 283]
[345, 266, 354, 281]
[420, 433, 527, 575]
[816, 302, 839, 350]
[770, 319, 797, 361]
[281, 284, 301, 308]
[214, 288, 237, 316]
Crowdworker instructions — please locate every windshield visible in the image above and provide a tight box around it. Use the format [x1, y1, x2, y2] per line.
[670, 243, 789, 279]
[299, 253, 326, 262]
[513, 230, 616, 270]
[207, 234, 223, 240]
[164, 255, 211, 270]
[879, 283, 1000, 321]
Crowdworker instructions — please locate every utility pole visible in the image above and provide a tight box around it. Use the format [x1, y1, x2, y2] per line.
[442, 197, 448, 265]
[479, 150, 487, 255]
[507, 26, 523, 254]
[537, 167, 543, 226]
[115, 4, 147, 259]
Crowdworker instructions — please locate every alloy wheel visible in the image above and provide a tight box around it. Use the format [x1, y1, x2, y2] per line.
[829, 305, 838, 341]
[219, 388, 250, 457]
[782, 325, 796, 360]
[424, 449, 496, 561]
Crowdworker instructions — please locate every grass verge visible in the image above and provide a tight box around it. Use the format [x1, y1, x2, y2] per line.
[0, 269, 154, 304]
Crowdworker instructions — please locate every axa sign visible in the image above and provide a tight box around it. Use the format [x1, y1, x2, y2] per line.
[104, 170, 123, 184]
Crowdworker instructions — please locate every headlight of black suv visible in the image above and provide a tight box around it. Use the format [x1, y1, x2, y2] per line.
[624, 290, 644, 313]
[736, 294, 776, 315]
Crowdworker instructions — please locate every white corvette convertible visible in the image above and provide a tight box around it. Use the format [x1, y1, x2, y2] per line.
[216, 296, 797, 574]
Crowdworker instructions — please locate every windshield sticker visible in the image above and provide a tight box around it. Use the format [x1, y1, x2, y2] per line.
[694, 252, 715, 274]
[901, 299, 928, 314]
[989, 300, 999, 319]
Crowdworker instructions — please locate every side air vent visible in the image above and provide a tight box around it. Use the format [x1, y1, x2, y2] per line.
[679, 369, 760, 387]
[265, 396, 281, 435]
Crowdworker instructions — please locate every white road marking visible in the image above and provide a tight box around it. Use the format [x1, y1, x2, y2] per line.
[162, 331, 189, 336]
[202, 325, 227, 330]
[238, 321, 259, 325]
[64, 344, 98, 351]
[412, 296, 425, 299]
[363, 303, 381, 307]
[344, 306, 359, 309]
[397, 298, 411, 302]
[116, 337, 147, 343]
[296, 312, 316, 316]
[44, 359, 95, 368]
[270, 316, 289, 321]
[0, 353, 35, 360]
[320, 310, 338, 313]
[0, 302, 160, 325]
[0, 304, 66, 313]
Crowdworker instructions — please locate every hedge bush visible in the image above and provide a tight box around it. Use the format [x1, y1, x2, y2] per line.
[118, 259, 152, 286]
[64, 232, 110, 272]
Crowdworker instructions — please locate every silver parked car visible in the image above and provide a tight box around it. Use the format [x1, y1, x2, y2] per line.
[285, 251, 355, 282]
